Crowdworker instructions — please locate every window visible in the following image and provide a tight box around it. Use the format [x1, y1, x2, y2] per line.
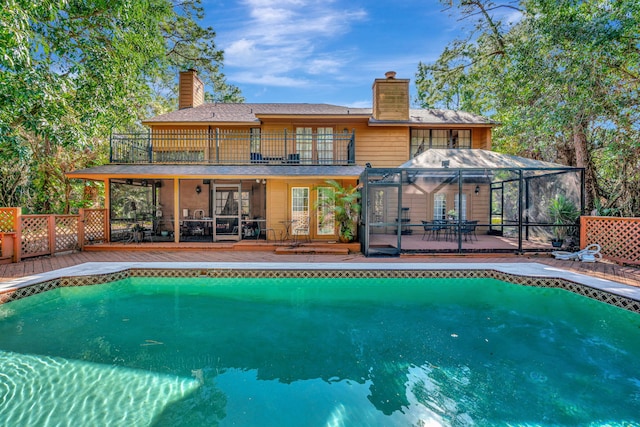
[250, 128, 261, 153]
[451, 130, 470, 149]
[215, 191, 249, 216]
[296, 128, 313, 164]
[431, 130, 449, 149]
[454, 193, 467, 221]
[295, 127, 335, 164]
[434, 194, 446, 220]
[317, 127, 334, 164]
[373, 190, 386, 223]
[317, 187, 335, 235]
[410, 129, 472, 157]
[215, 191, 237, 215]
[291, 187, 310, 235]
[240, 191, 250, 216]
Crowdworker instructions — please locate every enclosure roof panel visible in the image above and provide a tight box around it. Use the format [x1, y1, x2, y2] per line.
[399, 149, 574, 170]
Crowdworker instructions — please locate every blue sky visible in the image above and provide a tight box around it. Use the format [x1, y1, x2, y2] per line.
[203, 0, 471, 107]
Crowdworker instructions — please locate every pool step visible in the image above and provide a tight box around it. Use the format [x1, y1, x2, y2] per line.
[275, 246, 350, 255]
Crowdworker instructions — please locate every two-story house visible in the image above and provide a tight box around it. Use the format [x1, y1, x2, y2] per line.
[68, 70, 582, 255]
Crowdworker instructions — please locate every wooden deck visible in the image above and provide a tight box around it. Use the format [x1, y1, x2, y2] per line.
[1, 245, 639, 288]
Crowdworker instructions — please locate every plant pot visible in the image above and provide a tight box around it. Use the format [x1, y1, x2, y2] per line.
[551, 239, 563, 248]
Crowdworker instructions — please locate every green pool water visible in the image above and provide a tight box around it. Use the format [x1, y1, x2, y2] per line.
[1, 276, 639, 426]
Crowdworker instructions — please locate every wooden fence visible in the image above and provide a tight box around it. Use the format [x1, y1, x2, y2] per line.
[581, 216, 640, 265]
[0, 208, 107, 264]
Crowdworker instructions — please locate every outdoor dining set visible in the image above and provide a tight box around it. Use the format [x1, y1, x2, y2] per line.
[421, 219, 479, 242]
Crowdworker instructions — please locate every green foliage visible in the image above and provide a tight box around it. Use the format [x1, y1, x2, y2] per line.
[316, 180, 361, 242]
[548, 194, 579, 240]
[416, 0, 640, 216]
[0, 0, 242, 214]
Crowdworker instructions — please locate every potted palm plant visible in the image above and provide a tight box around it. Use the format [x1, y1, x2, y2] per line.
[548, 195, 579, 248]
[316, 180, 361, 243]
[131, 223, 146, 242]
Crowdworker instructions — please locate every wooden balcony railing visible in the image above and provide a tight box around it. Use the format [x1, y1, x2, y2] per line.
[110, 129, 356, 165]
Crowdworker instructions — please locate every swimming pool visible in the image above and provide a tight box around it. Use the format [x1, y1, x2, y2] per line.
[1, 268, 640, 426]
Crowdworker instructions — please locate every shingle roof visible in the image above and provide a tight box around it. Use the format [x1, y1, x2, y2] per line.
[407, 109, 496, 125]
[67, 164, 365, 179]
[143, 103, 371, 124]
[143, 103, 496, 126]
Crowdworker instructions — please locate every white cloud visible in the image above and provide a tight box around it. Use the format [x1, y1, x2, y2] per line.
[231, 71, 309, 88]
[221, 0, 367, 86]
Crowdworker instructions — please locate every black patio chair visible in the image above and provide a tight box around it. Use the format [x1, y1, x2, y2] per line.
[422, 220, 445, 241]
[250, 152, 267, 163]
[460, 220, 479, 242]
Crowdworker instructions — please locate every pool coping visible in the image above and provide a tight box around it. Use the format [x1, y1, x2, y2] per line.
[1, 262, 640, 313]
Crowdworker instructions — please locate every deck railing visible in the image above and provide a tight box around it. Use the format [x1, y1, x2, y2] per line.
[110, 129, 356, 165]
[581, 216, 640, 265]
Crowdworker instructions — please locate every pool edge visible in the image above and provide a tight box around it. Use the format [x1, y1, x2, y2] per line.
[2, 262, 640, 313]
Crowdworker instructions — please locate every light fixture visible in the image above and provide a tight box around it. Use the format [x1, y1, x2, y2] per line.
[475, 185, 480, 195]
[195, 185, 201, 194]
[262, 179, 267, 184]
[441, 160, 450, 168]
[256, 178, 260, 183]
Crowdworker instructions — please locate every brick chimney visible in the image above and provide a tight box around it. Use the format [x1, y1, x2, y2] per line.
[372, 71, 409, 121]
[178, 69, 205, 109]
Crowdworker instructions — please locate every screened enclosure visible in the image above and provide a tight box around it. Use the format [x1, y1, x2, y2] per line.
[109, 179, 167, 243]
[360, 150, 584, 256]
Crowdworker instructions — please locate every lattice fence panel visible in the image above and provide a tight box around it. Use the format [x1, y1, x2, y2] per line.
[0, 209, 17, 231]
[55, 216, 79, 252]
[83, 210, 106, 244]
[583, 217, 640, 265]
[21, 216, 50, 258]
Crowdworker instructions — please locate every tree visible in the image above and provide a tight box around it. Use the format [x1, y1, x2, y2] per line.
[416, 0, 640, 215]
[0, 0, 242, 213]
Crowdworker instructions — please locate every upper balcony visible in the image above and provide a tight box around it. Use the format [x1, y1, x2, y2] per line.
[110, 129, 356, 166]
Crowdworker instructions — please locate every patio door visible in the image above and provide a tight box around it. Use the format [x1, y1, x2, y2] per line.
[364, 182, 401, 256]
[213, 184, 241, 241]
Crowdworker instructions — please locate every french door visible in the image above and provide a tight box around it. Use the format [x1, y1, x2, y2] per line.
[213, 184, 241, 241]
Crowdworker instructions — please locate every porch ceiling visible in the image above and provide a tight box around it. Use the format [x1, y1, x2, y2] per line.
[67, 164, 365, 180]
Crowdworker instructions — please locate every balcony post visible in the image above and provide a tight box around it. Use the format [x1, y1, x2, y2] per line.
[215, 128, 220, 163]
[348, 129, 355, 164]
[109, 133, 113, 163]
[284, 128, 288, 158]
[147, 129, 152, 163]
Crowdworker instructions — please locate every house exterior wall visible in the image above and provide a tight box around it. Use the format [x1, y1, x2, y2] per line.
[354, 124, 409, 167]
[472, 127, 491, 150]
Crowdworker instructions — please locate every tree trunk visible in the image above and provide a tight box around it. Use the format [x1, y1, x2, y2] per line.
[573, 121, 597, 213]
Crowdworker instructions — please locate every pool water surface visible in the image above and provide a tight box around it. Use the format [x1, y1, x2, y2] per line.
[1, 276, 639, 426]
